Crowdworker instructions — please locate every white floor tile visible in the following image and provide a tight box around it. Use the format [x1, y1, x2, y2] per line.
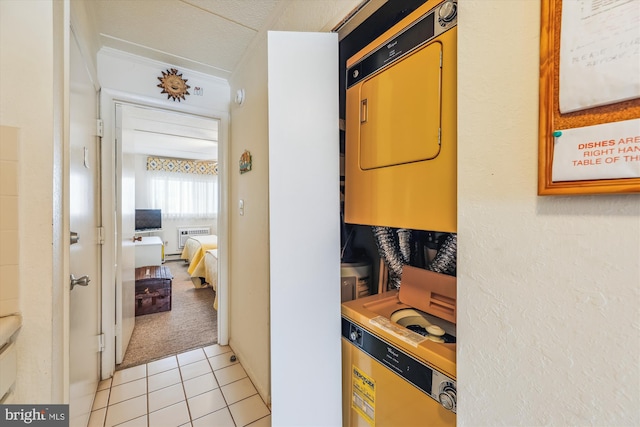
[104, 395, 147, 427]
[228, 395, 270, 427]
[214, 363, 247, 386]
[180, 359, 212, 381]
[149, 400, 190, 427]
[112, 364, 147, 387]
[221, 378, 257, 405]
[148, 368, 182, 392]
[203, 344, 232, 358]
[246, 415, 271, 427]
[87, 408, 106, 427]
[109, 378, 147, 405]
[98, 378, 112, 391]
[95, 345, 271, 427]
[147, 355, 179, 376]
[183, 372, 219, 399]
[192, 407, 235, 427]
[114, 414, 147, 427]
[92, 388, 110, 410]
[148, 382, 185, 413]
[187, 388, 227, 420]
[177, 348, 206, 366]
[208, 352, 238, 371]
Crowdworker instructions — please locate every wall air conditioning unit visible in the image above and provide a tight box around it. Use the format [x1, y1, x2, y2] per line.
[177, 227, 211, 249]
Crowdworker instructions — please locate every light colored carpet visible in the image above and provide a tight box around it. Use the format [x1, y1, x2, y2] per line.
[117, 260, 217, 370]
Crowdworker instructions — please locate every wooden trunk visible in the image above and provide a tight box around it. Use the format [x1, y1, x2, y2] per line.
[135, 266, 173, 316]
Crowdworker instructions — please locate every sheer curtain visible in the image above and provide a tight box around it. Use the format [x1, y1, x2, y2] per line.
[145, 170, 217, 220]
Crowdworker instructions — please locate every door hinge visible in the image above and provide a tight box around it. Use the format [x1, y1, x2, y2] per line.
[97, 226, 105, 245]
[98, 334, 105, 352]
[97, 119, 104, 137]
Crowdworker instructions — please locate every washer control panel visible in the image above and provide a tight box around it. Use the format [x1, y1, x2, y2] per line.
[342, 317, 457, 414]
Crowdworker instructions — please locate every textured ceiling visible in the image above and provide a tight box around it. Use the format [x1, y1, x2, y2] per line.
[87, 0, 367, 79]
[88, 0, 283, 78]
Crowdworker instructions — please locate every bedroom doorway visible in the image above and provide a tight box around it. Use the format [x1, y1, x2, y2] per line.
[120, 104, 220, 369]
[100, 98, 229, 376]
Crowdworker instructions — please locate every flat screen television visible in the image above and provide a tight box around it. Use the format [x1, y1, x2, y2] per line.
[135, 209, 162, 231]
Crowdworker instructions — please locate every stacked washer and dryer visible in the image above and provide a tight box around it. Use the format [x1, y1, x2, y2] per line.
[342, 0, 458, 425]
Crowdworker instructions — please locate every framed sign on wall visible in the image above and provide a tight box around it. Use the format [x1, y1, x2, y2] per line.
[538, 0, 640, 195]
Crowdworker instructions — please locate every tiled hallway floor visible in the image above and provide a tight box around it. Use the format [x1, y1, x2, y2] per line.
[88, 344, 271, 427]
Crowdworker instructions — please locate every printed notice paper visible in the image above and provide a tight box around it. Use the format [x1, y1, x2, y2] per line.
[552, 119, 640, 182]
[559, 0, 640, 113]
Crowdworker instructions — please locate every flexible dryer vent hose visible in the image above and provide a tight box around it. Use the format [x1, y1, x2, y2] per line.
[428, 233, 457, 276]
[372, 227, 457, 289]
[372, 226, 411, 289]
[397, 228, 412, 265]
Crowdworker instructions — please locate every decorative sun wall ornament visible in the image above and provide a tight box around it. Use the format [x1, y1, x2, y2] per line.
[157, 68, 191, 102]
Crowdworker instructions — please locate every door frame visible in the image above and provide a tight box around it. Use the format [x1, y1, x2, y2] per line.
[100, 89, 230, 379]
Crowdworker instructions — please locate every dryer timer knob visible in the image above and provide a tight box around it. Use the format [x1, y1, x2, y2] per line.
[438, 383, 457, 412]
[438, 1, 457, 23]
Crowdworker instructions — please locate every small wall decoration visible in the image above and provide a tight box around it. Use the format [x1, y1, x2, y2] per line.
[239, 150, 252, 174]
[157, 68, 191, 102]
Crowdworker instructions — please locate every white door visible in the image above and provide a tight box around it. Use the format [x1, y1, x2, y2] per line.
[68, 33, 101, 427]
[268, 31, 342, 426]
[115, 104, 136, 364]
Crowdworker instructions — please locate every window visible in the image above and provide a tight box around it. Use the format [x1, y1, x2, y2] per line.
[147, 170, 217, 219]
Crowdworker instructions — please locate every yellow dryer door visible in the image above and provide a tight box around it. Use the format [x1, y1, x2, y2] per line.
[359, 41, 442, 170]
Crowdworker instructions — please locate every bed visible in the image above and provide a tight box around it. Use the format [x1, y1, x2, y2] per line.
[204, 249, 218, 310]
[188, 248, 217, 286]
[185, 248, 218, 308]
[180, 235, 218, 288]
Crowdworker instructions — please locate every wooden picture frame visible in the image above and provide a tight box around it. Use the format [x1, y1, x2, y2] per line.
[538, 0, 640, 195]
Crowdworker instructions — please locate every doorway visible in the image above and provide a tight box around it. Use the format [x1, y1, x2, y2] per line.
[100, 97, 229, 379]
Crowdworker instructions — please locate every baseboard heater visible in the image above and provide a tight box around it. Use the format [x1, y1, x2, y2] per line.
[177, 227, 211, 249]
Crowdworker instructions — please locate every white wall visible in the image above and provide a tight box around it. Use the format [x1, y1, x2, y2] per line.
[457, 1, 640, 425]
[0, 0, 62, 404]
[98, 48, 229, 113]
[228, 35, 272, 403]
[0, 126, 20, 318]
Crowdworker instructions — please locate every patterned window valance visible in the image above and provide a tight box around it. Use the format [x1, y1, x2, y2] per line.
[147, 157, 218, 175]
